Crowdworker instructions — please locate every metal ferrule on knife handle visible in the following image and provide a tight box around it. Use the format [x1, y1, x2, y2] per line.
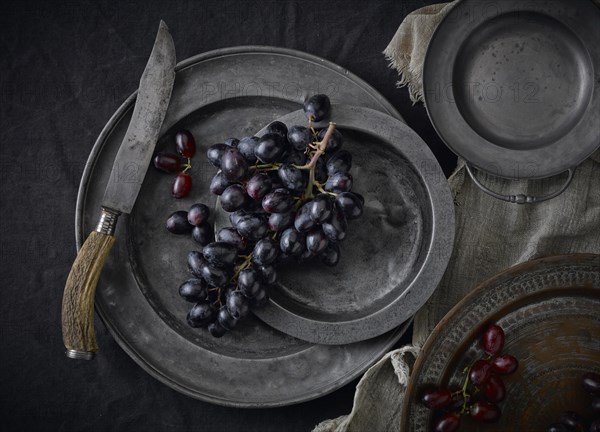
[96, 207, 120, 235]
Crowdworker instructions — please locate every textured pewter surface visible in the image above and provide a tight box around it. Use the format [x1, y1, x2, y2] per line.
[402, 254, 600, 431]
[77, 47, 409, 406]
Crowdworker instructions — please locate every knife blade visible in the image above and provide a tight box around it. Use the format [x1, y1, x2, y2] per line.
[61, 21, 176, 360]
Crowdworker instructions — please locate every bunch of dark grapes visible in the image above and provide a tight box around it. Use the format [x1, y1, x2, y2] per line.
[421, 324, 519, 432]
[154, 130, 197, 198]
[546, 372, 600, 432]
[166, 94, 364, 337]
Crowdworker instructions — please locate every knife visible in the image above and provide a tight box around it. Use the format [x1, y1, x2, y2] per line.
[61, 21, 176, 360]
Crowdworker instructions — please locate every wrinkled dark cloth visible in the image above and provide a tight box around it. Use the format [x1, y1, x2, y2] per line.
[0, 1, 454, 431]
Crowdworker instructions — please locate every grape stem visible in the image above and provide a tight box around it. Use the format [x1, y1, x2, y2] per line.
[314, 181, 336, 197]
[301, 122, 337, 199]
[181, 158, 192, 173]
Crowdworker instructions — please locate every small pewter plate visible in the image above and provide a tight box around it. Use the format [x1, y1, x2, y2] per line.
[401, 254, 600, 431]
[423, 0, 600, 200]
[250, 105, 455, 345]
[77, 46, 410, 406]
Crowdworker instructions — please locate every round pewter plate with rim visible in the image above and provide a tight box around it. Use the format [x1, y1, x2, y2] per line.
[251, 105, 455, 345]
[423, 0, 600, 180]
[77, 46, 410, 406]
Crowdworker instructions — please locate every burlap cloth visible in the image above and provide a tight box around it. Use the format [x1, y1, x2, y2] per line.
[313, 3, 600, 431]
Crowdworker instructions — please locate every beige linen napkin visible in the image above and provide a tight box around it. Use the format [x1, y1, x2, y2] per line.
[314, 2, 600, 431]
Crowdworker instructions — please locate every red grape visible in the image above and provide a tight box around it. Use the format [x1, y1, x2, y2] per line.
[490, 354, 519, 375]
[421, 387, 453, 409]
[433, 412, 461, 432]
[172, 172, 192, 198]
[187, 203, 210, 226]
[470, 401, 501, 422]
[469, 359, 492, 387]
[483, 324, 505, 356]
[483, 374, 506, 402]
[153, 152, 182, 173]
[175, 130, 196, 158]
[582, 372, 600, 395]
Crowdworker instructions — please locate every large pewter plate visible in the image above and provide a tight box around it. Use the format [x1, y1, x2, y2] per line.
[251, 105, 455, 345]
[401, 254, 600, 431]
[77, 46, 409, 406]
[424, 0, 600, 180]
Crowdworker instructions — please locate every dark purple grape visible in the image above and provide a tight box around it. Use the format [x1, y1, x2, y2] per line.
[547, 424, 570, 432]
[255, 133, 285, 163]
[294, 203, 316, 233]
[153, 152, 182, 173]
[309, 194, 334, 223]
[559, 411, 586, 431]
[322, 203, 347, 242]
[208, 321, 227, 337]
[268, 211, 294, 232]
[226, 291, 250, 320]
[326, 150, 352, 175]
[172, 172, 192, 198]
[589, 419, 600, 432]
[304, 94, 330, 122]
[187, 251, 205, 278]
[267, 121, 288, 138]
[318, 128, 343, 153]
[237, 136, 260, 163]
[249, 286, 269, 307]
[469, 360, 492, 387]
[278, 163, 306, 193]
[247, 172, 272, 200]
[311, 160, 325, 185]
[262, 188, 294, 213]
[336, 192, 364, 220]
[483, 374, 506, 402]
[166, 210, 193, 234]
[221, 184, 248, 212]
[238, 268, 262, 298]
[206, 143, 229, 168]
[490, 354, 518, 375]
[280, 228, 306, 256]
[175, 130, 196, 158]
[202, 242, 238, 268]
[256, 264, 277, 285]
[224, 137, 239, 147]
[216, 227, 245, 250]
[236, 214, 268, 241]
[325, 172, 352, 193]
[229, 210, 249, 228]
[192, 223, 214, 246]
[209, 171, 232, 196]
[217, 306, 238, 330]
[483, 324, 505, 356]
[288, 125, 312, 152]
[187, 302, 216, 327]
[433, 412, 460, 432]
[320, 242, 340, 267]
[252, 238, 279, 266]
[178, 279, 208, 302]
[221, 148, 249, 182]
[583, 372, 600, 395]
[194, 257, 231, 287]
[470, 401, 501, 422]
[306, 228, 329, 254]
[284, 150, 308, 165]
[187, 203, 210, 226]
[421, 387, 453, 409]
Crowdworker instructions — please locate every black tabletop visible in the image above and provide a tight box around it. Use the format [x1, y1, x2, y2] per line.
[0, 1, 455, 431]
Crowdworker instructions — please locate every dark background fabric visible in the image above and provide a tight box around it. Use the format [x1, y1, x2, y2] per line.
[0, 1, 455, 431]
